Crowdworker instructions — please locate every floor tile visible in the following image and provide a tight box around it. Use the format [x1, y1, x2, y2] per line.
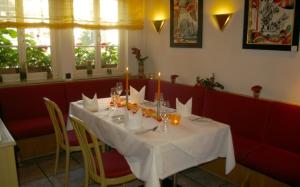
[38, 152, 82, 177]
[18, 153, 238, 187]
[183, 168, 229, 187]
[20, 177, 52, 187]
[18, 162, 45, 184]
[52, 167, 87, 187]
[177, 174, 205, 187]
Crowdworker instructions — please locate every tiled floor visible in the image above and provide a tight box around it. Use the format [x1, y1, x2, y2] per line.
[18, 152, 237, 187]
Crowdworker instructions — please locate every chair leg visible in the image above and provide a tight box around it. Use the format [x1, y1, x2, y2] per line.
[64, 150, 70, 187]
[54, 145, 60, 175]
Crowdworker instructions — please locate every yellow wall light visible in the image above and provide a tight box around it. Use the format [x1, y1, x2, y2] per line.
[153, 19, 165, 33]
[213, 13, 233, 31]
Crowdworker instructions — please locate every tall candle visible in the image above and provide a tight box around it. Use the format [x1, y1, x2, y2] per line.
[125, 67, 129, 91]
[157, 72, 161, 100]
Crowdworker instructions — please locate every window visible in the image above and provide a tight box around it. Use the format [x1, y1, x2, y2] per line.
[0, 0, 52, 77]
[25, 28, 51, 72]
[73, 0, 120, 74]
[0, 28, 18, 74]
[0, 0, 144, 82]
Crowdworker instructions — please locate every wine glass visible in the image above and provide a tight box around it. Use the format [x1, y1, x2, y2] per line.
[116, 82, 123, 96]
[154, 93, 164, 105]
[110, 87, 118, 111]
[160, 100, 170, 132]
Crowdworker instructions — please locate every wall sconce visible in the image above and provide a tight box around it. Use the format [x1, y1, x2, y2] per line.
[213, 13, 232, 31]
[153, 20, 165, 33]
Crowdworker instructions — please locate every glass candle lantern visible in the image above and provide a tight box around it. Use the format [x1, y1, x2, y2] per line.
[169, 113, 181, 125]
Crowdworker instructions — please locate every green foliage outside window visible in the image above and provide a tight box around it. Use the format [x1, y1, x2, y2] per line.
[101, 43, 118, 67]
[1, 28, 119, 72]
[75, 43, 119, 68]
[75, 47, 95, 67]
[0, 28, 51, 71]
[25, 34, 51, 70]
[0, 29, 18, 68]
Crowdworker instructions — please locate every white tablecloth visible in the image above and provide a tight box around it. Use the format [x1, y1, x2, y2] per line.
[68, 98, 236, 187]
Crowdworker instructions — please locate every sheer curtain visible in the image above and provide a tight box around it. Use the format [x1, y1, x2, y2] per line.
[0, 0, 144, 29]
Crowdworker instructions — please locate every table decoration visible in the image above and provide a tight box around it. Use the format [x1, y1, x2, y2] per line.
[82, 93, 98, 112]
[156, 72, 161, 120]
[176, 98, 192, 117]
[131, 47, 148, 78]
[169, 113, 181, 125]
[124, 109, 142, 130]
[125, 67, 129, 107]
[130, 86, 145, 104]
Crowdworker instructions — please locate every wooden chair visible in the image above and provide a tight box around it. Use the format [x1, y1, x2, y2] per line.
[44, 97, 104, 187]
[69, 115, 136, 187]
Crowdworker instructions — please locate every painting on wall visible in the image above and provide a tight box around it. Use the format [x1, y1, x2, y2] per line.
[170, 0, 203, 48]
[243, 0, 300, 51]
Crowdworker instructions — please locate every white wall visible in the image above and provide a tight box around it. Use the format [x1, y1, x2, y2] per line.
[143, 0, 300, 105]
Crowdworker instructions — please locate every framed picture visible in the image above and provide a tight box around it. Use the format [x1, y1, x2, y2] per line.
[170, 0, 203, 48]
[243, 0, 300, 51]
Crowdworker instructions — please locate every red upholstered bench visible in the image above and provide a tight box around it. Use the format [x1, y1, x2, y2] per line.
[0, 78, 149, 140]
[198, 88, 300, 186]
[244, 101, 300, 186]
[0, 78, 299, 186]
[0, 83, 67, 140]
[147, 80, 205, 116]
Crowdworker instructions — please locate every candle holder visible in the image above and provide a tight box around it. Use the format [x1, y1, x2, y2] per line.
[169, 113, 181, 125]
[156, 98, 161, 121]
[125, 89, 129, 109]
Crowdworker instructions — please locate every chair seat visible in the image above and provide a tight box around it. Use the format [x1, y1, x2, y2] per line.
[68, 130, 92, 146]
[100, 149, 132, 178]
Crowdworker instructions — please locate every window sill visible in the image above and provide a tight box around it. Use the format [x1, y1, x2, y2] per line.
[0, 73, 128, 88]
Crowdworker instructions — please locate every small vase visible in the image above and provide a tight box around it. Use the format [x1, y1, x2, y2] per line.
[20, 71, 27, 82]
[107, 68, 112, 74]
[87, 61, 93, 76]
[138, 63, 144, 78]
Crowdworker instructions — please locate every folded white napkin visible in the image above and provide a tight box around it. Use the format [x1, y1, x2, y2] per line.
[130, 86, 145, 104]
[176, 98, 192, 117]
[125, 109, 143, 130]
[82, 93, 99, 112]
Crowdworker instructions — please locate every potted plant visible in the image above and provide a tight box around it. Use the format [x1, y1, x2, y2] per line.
[195, 73, 224, 90]
[131, 47, 148, 78]
[19, 64, 27, 82]
[251, 85, 262, 98]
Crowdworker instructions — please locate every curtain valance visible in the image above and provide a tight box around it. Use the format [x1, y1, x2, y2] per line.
[0, 0, 144, 29]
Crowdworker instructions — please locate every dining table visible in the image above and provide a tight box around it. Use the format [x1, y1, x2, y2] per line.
[68, 98, 236, 187]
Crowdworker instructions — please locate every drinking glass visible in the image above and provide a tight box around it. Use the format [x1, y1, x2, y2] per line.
[154, 93, 164, 105]
[116, 82, 123, 96]
[110, 87, 118, 111]
[160, 100, 170, 132]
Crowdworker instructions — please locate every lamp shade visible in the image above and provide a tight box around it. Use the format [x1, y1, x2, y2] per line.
[214, 13, 232, 31]
[153, 20, 165, 33]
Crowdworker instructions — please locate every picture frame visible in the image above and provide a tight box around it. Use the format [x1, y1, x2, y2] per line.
[242, 0, 300, 51]
[170, 0, 203, 48]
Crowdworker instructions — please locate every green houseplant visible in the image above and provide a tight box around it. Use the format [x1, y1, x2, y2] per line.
[131, 47, 148, 77]
[196, 73, 224, 90]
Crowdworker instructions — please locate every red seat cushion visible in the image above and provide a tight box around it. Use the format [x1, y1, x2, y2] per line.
[245, 145, 300, 186]
[101, 149, 132, 178]
[67, 130, 93, 146]
[67, 130, 80, 146]
[6, 116, 54, 139]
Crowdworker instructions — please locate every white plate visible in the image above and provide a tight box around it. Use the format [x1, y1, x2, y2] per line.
[111, 114, 126, 124]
